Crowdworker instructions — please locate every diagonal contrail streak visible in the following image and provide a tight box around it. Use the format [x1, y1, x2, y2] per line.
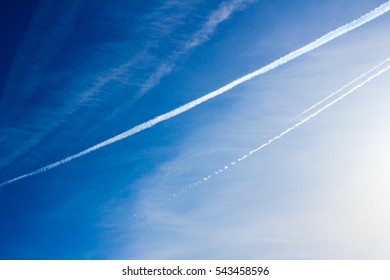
[285, 56, 390, 125]
[203, 60, 390, 183]
[178, 59, 390, 197]
[241, 63, 390, 160]
[1, 1, 390, 187]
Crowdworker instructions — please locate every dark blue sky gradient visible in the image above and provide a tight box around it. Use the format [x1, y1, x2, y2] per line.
[0, 0, 40, 91]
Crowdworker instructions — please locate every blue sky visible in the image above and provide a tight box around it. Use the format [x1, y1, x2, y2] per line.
[1, 0, 390, 259]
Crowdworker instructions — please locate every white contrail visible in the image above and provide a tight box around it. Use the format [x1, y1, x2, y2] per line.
[163, 59, 390, 207]
[1, 1, 390, 188]
[285, 56, 390, 125]
[201, 60, 390, 185]
[164, 58, 390, 205]
[242, 64, 390, 158]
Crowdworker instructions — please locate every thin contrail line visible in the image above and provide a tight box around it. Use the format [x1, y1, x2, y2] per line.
[285, 56, 390, 125]
[1, 1, 390, 187]
[179, 59, 390, 194]
[241, 63, 390, 160]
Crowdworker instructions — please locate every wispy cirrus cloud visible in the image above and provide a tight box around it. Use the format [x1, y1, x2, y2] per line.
[0, 0, 203, 175]
[138, 0, 257, 95]
[184, 0, 256, 50]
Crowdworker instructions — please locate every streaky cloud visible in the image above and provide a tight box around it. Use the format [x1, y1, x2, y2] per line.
[1, 1, 390, 188]
[183, 0, 256, 50]
[0, 1, 197, 172]
[138, 0, 256, 95]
